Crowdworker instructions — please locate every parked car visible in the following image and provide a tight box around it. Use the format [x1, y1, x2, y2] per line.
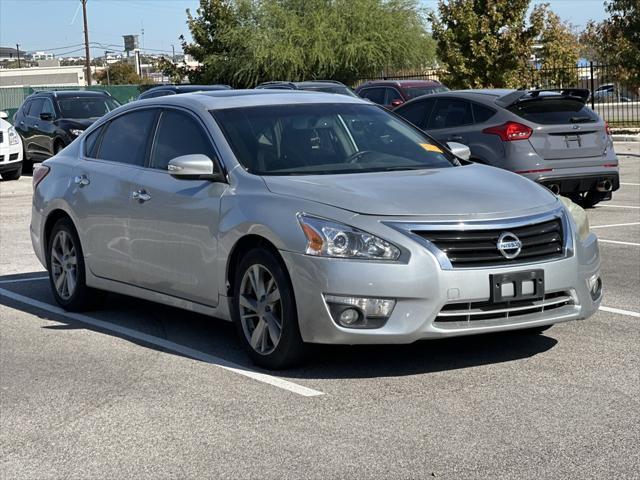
[138, 84, 232, 100]
[256, 80, 359, 98]
[31, 90, 602, 369]
[592, 84, 633, 103]
[14, 90, 120, 169]
[0, 110, 23, 180]
[394, 88, 619, 207]
[355, 79, 449, 109]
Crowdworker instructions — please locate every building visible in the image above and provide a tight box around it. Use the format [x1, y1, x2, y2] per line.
[0, 65, 86, 87]
[32, 51, 55, 61]
[0, 46, 27, 63]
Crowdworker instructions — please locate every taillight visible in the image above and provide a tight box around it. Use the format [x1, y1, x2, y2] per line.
[482, 121, 533, 141]
[605, 121, 612, 136]
[32, 164, 50, 191]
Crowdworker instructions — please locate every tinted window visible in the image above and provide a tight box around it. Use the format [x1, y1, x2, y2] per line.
[385, 88, 403, 103]
[41, 98, 55, 117]
[395, 99, 435, 128]
[29, 99, 44, 117]
[213, 103, 454, 176]
[150, 110, 215, 171]
[360, 88, 385, 105]
[141, 90, 175, 99]
[472, 103, 496, 123]
[507, 98, 599, 125]
[97, 109, 157, 166]
[21, 100, 32, 116]
[84, 125, 104, 158]
[428, 99, 473, 129]
[56, 96, 120, 119]
[403, 86, 449, 100]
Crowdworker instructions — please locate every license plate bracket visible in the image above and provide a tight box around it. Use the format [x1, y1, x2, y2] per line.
[490, 270, 544, 303]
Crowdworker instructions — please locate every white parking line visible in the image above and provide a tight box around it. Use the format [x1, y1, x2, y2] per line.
[598, 204, 640, 209]
[598, 239, 640, 246]
[599, 306, 640, 318]
[591, 222, 640, 229]
[0, 275, 48, 285]
[620, 182, 640, 186]
[0, 287, 324, 398]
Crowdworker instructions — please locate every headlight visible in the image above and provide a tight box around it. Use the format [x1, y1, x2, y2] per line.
[559, 196, 590, 241]
[298, 214, 401, 260]
[69, 128, 85, 137]
[7, 126, 19, 145]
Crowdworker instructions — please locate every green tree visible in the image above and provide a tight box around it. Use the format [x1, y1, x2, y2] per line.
[429, 0, 545, 89]
[173, 0, 436, 87]
[535, 7, 580, 87]
[95, 62, 146, 85]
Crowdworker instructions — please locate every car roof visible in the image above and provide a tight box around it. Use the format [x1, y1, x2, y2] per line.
[256, 80, 348, 89]
[146, 84, 232, 93]
[358, 79, 443, 88]
[135, 89, 368, 110]
[32, 90, 111, 98]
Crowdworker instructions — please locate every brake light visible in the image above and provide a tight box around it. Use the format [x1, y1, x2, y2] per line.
[483, 122, 533, 141]
[32, 164, 50, 191]
[605, 121, 612, 136]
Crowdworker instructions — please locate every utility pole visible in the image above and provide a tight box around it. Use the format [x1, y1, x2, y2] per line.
[104, 50, 111, 85]
[15, 44, 21, 68]
[171, 44, 176, 62]
[81, 0, 92, 85]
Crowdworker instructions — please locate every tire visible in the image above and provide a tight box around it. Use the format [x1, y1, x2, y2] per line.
[232, 247, 305, 369]
[46, 217, 104, 311]
[570, 191, 606, 208]
[1, 165, 22, 181]
[53, 141, 64, 155]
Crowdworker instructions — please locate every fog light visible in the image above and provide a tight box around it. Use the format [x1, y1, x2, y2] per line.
[325, 295, 396, 329]
[587, 274, 602, 300]
[339, 308, 360, 325]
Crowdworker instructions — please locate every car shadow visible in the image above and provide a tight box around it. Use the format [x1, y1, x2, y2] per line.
[0, 271, 558, 380]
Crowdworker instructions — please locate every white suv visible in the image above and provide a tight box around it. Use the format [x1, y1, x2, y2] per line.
[0, 111, 23, 180]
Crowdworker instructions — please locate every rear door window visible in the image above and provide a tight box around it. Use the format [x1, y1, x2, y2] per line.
[507, 98, 599, 125]
[97, 109, 158, 166]
[149, 109, 216, 171]
[472, 103, 496, 123]
[427, 99, 473, 129]
[395, 98, 436, 129]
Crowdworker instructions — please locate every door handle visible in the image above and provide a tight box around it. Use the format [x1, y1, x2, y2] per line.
[74, 175, 90, 187]
[448, 135, 464, 142]
[132, 189, 151, 202]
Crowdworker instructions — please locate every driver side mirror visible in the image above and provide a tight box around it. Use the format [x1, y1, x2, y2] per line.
[167, 154, 225, 181]
[446, 142, 471, 161]
[0, 111, 8, 120]
[40, 112, 53, 121]
[390, 99, 404, 107]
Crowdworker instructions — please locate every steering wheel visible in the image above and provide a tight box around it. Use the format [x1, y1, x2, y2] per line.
[346, 150, 374, 164]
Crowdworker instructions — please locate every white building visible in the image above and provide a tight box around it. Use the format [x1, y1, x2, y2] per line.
[0, 65, 86, 87]
[32, 51, 55, 61]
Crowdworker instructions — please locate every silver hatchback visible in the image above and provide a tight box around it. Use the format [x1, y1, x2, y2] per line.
[31, 91, 602, 368]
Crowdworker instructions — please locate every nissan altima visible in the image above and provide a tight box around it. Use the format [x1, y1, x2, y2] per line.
[31, 90, 602, 368]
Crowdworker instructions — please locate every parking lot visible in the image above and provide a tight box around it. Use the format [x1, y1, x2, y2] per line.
[1, 143, 638, 479]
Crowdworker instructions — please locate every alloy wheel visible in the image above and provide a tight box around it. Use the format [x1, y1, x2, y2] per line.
[239, 264, 283, 355]
[50, 230, 78, 300]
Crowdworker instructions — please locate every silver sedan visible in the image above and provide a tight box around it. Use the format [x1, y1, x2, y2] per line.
[30, 91, 602, 368]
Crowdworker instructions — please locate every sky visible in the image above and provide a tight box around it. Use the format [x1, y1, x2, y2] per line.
[0, 0, 610, 58]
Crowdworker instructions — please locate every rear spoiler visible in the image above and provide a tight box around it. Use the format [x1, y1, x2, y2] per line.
[495, 89, 590, 107]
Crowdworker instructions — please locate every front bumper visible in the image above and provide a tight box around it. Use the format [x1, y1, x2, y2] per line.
[0, 140, 23, 172]
[281, 231, 601, 345]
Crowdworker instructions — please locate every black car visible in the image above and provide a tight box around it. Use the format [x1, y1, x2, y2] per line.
[14, 90, 120, 167]
[255, 80, 359, 98]
[138, 84, 232, 100]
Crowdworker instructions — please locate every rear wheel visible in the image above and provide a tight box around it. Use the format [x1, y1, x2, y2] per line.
[1, 165, 22, 180]
[570, 191, 607, 208]
[232, 248, 305, 369]
[47, 218, 104, 311]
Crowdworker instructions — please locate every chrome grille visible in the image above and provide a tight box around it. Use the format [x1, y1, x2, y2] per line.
[435, 291, 575, 324]
[414, 218, 564, 268]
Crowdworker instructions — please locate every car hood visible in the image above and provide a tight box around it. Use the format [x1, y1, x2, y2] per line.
[262, 164, 558, 217]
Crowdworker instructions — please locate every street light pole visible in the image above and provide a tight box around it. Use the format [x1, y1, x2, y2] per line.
[16, 44, 21, 68]
[104, 50, 110, 85]
[81, 0, 92, 86]
[171, 44, 175, 62]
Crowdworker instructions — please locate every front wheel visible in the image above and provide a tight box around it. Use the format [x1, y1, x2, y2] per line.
[232, 248, 305, 369]
[1, 165, 22, 180]
[47, 218, 104, 311]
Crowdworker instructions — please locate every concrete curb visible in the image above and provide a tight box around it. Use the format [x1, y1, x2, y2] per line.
[612, 135, 639, 142]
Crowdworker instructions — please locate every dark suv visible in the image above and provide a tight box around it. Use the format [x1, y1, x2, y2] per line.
[355, 79, 449, 109]
[14, 90, 120, 167]
[255, 80, 359, 98]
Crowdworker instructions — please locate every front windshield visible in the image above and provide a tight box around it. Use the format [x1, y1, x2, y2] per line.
[404, 86, 449, 100]
[302, 86, 359, 98]
[212, 103, 455, 176]
[56, 96, 120, 119]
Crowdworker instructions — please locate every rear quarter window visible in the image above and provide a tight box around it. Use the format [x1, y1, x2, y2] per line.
[507, 99, 599, 125]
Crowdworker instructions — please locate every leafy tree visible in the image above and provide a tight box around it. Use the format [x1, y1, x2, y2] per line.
[535, 7, 580, 87]
[429, 0, 545, 89]
[95, 62, 148, 85]
[172, 0, 436, 87]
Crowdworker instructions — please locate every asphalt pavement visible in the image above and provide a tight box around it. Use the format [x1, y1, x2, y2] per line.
[1, 147, 638, 479]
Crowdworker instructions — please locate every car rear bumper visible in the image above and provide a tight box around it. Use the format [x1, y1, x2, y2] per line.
[280, 230, 602, 345]
[535, 172, 620, 196]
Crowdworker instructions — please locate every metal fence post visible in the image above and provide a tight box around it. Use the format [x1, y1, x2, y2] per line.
[590, 62, 595, 110]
